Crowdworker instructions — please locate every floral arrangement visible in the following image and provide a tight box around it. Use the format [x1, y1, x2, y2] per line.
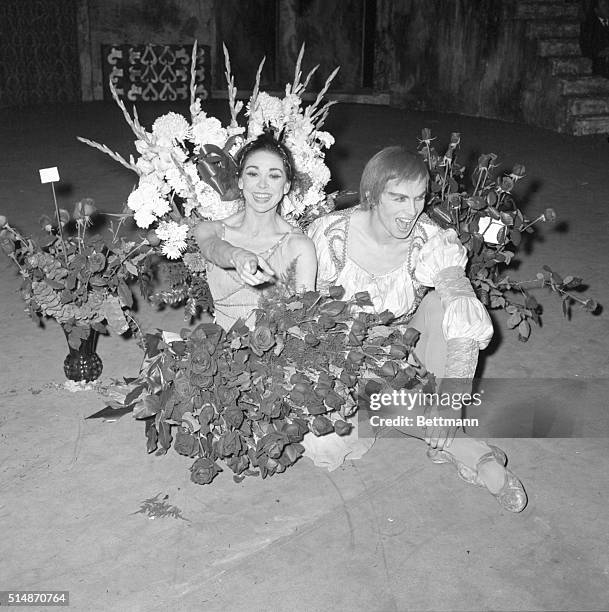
[79, 43, 340, 319]
[115, 281, 428, 485]
[418, 129, 599, 340]
[0, 200, 150, 351]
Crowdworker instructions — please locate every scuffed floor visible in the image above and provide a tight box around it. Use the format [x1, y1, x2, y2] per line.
[1, 100, 608, 611]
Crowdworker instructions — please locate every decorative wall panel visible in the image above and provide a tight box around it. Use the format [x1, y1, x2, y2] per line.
[101, 43, 211, 102]
[0, 0, 81, 107]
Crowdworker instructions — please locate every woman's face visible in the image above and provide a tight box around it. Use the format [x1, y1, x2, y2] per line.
[238, 149, 290, 213]
[373, 176, 427, 239]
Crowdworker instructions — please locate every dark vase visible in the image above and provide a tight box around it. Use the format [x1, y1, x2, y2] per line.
[63, 328, 103, 382]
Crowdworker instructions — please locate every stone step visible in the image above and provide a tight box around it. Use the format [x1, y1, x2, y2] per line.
[560, 75, 609, 94]
[566, 95, 609, 115]
[570, 114, 609, 135]
[526, 19, 580, 38]
[517, 2, 580, 20]
[549, 56, 592, 75]
[538, 38, 582, 56]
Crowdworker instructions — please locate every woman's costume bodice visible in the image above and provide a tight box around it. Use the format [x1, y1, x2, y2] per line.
[205, 225, 298, 330]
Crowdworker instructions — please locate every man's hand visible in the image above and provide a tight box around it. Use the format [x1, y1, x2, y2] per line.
[231, 248, 275, 285]
[423, 404, 458, 450]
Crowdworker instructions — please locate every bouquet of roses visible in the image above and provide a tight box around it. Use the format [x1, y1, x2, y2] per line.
[419, 128, 599, 340]
[0, 200, 150, 351]
[79, 43, 340, 320]
[116, 283, 429, 485]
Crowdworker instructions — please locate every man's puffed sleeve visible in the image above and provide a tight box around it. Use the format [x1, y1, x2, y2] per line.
[415, 228, 493, 350]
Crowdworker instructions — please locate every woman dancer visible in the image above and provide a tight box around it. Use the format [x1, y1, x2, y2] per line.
[306, 146, 527, 512]
[194, 133, 317, 330]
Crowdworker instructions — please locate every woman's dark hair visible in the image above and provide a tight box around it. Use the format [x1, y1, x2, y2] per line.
[235, 131, 295, 183]
[360, 146, 428, 210]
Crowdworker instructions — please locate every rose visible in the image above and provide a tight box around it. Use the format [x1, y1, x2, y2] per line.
[260, 393, 282, 418]
[174, 427, 199, 457]
[190, 323, 224, 347]
[380, 361, 400, 378]
[259, 433, 287, 459]
[190, 457, 222, 485]
[499, 176, 515, 192]
[334, 420, 352, 436]
[190, 373, 214, 389]
[340, 370, 357, 387]
[310, 415, 334, 436]
[323, 390, 345, 410]
[88, 252, 106, 273]
[73, 198, 96, 219]
[305, 333, 320, 347]
[0, 230, 15, 254]
[306, 400, 326, 416]
[190, 349, 217, 377]
[216, 430, 245, 457]
[266, 442, 283, 459]
[282, 419, 309, 442]
[511, 163, 526, 178]
[249, 324, 275, 356]
[542, 207, 557, 223]
[222, 405, 244, 429]
[216, 385, 239, 407]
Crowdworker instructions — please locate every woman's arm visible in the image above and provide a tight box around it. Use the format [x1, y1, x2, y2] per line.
[289, 235, 318, 292]
[194, 221, 275, 285]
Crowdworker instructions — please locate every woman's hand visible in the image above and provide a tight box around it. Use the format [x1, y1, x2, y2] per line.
[230, 248, 275, 285]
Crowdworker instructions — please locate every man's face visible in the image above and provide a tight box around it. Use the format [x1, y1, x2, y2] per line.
[374, 176, 427, 239]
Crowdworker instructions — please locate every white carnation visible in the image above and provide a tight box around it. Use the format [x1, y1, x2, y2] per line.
[164, 166, 189, 197]
[152, 112, 190, 142]
[192, 115, 228, 148]
[161, 242, 185, 260]
[156, 220, 189, 259]
[133, 205, 157, 228]
[127, 182, 170, 228]
[249, 92, 284, 129]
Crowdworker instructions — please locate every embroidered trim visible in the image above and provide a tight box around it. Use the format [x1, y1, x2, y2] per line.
[322, 208, 354, 275]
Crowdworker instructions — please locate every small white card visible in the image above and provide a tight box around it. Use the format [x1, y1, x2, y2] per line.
[39, 167, 60, 183]
[477, 216, 504, 245]
[162, 331, 184, 344]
